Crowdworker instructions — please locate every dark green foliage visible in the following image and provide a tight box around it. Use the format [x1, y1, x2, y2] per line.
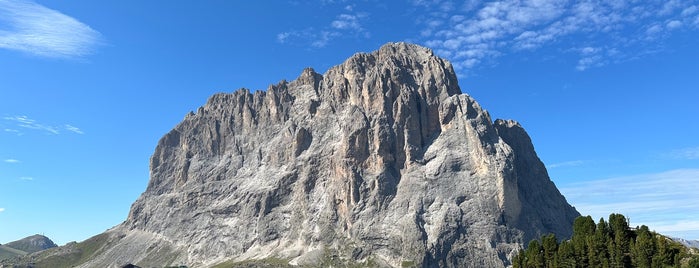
[689, 255, 699, 268]
[541, 234, 558, 268]
[525, 240, 545, 268]
[513, 214, 697, 268]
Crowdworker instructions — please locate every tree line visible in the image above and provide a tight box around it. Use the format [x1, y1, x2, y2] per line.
[513, 214, 699, 268]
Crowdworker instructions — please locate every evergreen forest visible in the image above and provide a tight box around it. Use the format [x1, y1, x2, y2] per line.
[513, 214, 699, 268]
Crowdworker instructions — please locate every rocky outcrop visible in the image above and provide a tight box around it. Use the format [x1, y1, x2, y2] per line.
[13, 42, 579, 268]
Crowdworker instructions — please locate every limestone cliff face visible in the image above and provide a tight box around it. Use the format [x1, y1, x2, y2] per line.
[80, 43, 579, 267]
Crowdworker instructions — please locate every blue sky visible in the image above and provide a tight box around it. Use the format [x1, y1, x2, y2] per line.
[0, 0, 698, 245]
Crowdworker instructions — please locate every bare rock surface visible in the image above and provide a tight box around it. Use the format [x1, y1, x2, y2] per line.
[12, 43, 580, 268]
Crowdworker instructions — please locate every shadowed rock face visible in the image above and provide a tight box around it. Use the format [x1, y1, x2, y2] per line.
[76, 42, 579, 268]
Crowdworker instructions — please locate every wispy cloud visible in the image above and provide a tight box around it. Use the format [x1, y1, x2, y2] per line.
[414, 1, 699, 72]
[19, 176, 33, 181]
[665, 146, 699, 160]
[3, 115, 84, 135]
[277, 6, 369, 48]
[561, 169, 699, 239]
[331, 14, 363, 31]
[4, 128, 21, 135]
[3, 115, 58, 134]
[4, 159, 20, 163]
[0, 208, 4, 213]
[547, 160, 584, 169]
[64, 124, 84, 134]
[0, 0, 102, 58]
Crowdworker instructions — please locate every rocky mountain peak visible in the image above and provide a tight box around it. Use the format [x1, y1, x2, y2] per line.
[4, 234, 57, 253]
[14, 43, 579, 268]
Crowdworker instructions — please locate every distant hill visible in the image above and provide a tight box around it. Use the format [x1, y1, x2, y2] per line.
[5, 234, 57, 253]
[0, 234, 57, 261]
[673, 237, 699, 249]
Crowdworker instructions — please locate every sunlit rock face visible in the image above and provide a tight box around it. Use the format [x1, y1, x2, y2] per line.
[81, 42, 579, 268]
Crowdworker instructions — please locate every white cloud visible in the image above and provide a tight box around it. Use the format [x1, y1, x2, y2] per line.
[560, 169, 699, 239]
[3, 115, 59, 134]
[666, 146, 699, 160]
[4, 159, 20, 163]
[277, 9, 369, 48]
[276, 32, 291, 43]
[415, 1, 699, 72]
[20, 176, 34, 181]
[331, 14, 362, 31]
[666, 20, 683, 29]
[64, 124, 84, 134]
[642, 220, 699, 233]
[0, 208, 4, 213]
[3, 115, 84, 135]
[314, 31, 342, 48]
[547, 160, 584, 169]
[681, 5, 698, 17]
[0, 0, 102, 58]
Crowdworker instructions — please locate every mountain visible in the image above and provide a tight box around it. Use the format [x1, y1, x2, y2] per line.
[3, 42, 580, 268]
[4, 234, 58, 254]
[673, 237, 699, 249]
[0, 234, 57, 261]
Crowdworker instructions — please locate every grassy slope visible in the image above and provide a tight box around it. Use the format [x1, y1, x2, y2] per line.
[32, 233, 111, 268]
[0, 244, 28, 260]
[0, 233, 112, 268]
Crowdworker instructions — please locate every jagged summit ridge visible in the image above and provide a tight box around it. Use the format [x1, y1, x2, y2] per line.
[19, 42, 579, 268]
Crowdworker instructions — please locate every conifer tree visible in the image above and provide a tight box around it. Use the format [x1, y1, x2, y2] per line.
[512, 214, 697, 268]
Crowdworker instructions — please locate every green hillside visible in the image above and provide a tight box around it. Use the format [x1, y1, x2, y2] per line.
[0, 234, 57, 262]
[0, 244, 28, 261]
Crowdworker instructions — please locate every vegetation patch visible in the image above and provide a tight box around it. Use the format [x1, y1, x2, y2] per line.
[212, 257, 295, 268]
[0, 245, 28, 260]
[401, 260, 416, 267]
[513, 213, 699, 268]
[30, 233, 111, 268]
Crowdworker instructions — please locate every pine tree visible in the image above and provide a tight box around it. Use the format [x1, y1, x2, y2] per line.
[608, 214, 632, 268]
[525, 240, 545, 268]
[513, 249, 526, 268]
[557, 240, 576, 268]
[593, 218, 611, 268]
[632, 225, 654, 268]
[572, 216, 595, 267]
[541, 234, 558, 268]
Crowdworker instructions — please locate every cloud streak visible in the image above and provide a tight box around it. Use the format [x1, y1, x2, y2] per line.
[3, 115, 84, 135]
[415, 0, 699, 72]
[665, 146, 699, 160]
[0, 0, 102, 58]
[64, 124, 84, 134]
[560, 169, 699, 239]
[547, 160, 584, 169]
[3, 115, 58, 134]
[0, 208, 4, 213]
[4, 159, 20, 163]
